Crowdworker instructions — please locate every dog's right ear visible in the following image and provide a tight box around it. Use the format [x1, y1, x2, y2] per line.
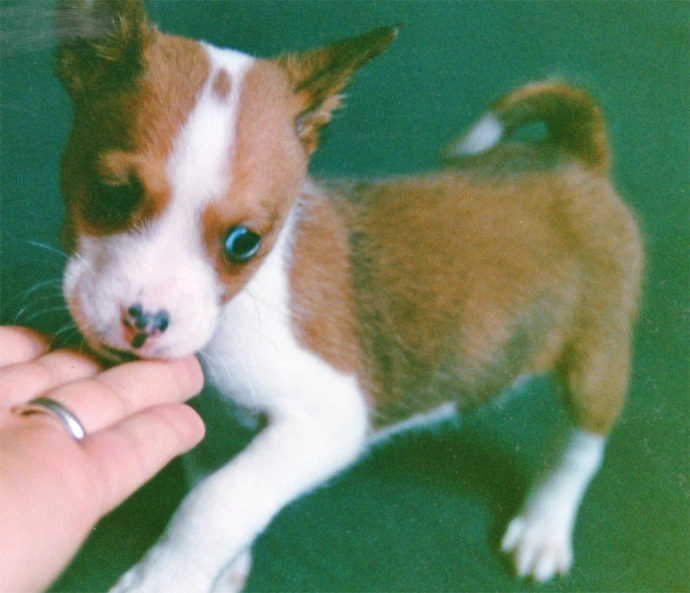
[277, 26, 398, 155]
[55, 0, 153, 100]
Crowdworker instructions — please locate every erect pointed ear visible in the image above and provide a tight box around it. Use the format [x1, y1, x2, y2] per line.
[55, 0, 154, 100]
[276, 26, 398, 154]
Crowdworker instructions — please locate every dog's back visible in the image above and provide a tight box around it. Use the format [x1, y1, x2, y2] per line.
[292, 82, 644, 430]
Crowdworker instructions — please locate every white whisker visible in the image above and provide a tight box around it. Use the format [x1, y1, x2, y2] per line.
[53, 322, 82, 344]
[2, 277, 62, 320]
[14, 292, 64, 323]
[21, 304, 70, 325]
[24, 240, 69, 261]
[22, 277, 63, 297]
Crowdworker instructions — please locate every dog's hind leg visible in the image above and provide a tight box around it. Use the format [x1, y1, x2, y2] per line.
[502, 310, 635, 581]
[501, 428, 606, 582]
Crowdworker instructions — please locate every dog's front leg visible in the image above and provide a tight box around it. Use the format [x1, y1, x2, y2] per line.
[109, 374, 368, 593]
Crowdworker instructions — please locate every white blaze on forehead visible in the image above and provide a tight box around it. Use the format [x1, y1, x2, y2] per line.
[166, 44, 254, 215]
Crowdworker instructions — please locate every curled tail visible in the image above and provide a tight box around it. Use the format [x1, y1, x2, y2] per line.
[445, 81, 609, 173]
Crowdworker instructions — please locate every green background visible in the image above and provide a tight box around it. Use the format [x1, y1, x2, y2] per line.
[1, 1, 688, 591]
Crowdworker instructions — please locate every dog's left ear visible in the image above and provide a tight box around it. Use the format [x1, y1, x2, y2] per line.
[55, 0, 154, 101]
[277, 26, 398, 154]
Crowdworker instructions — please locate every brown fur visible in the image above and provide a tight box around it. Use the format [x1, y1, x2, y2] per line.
[55, 0, 154, 99]
[289, 186, 361, 376]
[327, 158, 643, 431]
[211, 69, 232, 101]
[488, 82, 609, 173]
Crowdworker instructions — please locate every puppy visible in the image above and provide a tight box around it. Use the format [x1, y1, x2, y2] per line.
[55, 1, 643, 591]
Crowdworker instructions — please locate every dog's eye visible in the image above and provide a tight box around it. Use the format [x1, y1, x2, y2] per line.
[96, 176, 143, 215]
[223, 226, 262, 264]
[85, 175, 143, 229]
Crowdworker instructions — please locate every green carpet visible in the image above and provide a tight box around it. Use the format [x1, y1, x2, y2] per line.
[1, 1, 687, 591]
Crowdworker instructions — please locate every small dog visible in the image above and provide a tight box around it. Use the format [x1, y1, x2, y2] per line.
[55, 1, 643, 591]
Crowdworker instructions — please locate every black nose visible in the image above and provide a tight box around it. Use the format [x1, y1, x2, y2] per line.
[122, 303, 170, 348]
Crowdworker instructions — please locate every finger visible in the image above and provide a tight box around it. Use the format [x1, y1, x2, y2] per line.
[81, 403, 205, 514]
[40, 356, 204, 434]
[0, 326, 48, 367]
[0, 349, 102, 407]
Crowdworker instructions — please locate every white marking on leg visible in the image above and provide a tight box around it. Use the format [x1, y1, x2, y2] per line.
[502, 430, 605, 582]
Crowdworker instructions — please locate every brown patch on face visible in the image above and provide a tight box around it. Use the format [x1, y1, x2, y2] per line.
[201, 60, 309, 300]
[212, 69, 232, 100]
[231, 60, 308, 203]
[60, 31, 210, 243]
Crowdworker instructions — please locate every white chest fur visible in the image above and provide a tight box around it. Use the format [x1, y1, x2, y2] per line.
[201, 215, 295, 410]
[200, 210, 366, 425]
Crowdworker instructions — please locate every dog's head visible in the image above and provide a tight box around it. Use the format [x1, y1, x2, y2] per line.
[55, 0, 395, 360]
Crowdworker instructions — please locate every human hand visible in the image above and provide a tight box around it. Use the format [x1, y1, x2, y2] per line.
[0, 326, 205, 593]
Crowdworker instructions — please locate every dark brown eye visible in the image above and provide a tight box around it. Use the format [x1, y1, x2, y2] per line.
[223, 225, 262, 264]
[85, 174, 143, 230]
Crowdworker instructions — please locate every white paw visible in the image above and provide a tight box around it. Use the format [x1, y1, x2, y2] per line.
[109, 549, 252, 593]
[501, 513, 574, 582]
[211, 550, 252, 593]
[108, 559, 215, 593]
[108, 564, 153, 593]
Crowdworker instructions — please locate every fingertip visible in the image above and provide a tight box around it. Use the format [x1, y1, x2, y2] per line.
[174, 403, 206, 449]
[0, 326, 49, 366]
[83, 404, 206, 514]
[139, 402, 206, 452]
[168, 355, 205, 398]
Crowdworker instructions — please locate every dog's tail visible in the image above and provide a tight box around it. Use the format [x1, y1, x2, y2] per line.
[444, 81, 609, 173]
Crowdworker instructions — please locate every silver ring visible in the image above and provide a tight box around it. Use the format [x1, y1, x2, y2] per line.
[14, 397, 86, 441]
